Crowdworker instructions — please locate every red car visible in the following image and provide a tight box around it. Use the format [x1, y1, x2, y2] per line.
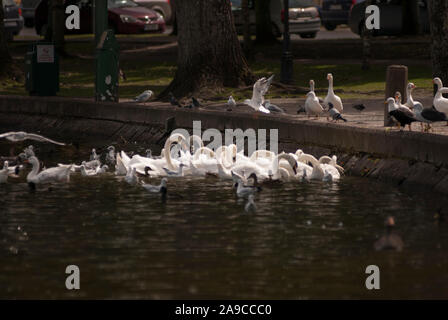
[35, 0, 166, 35]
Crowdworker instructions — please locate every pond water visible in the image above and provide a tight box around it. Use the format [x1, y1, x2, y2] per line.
[1, 142, 448, 299]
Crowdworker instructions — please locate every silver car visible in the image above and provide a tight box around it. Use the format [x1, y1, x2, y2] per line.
[3, 0, 24, 41]
[232, 0, 321, 39]
[133, 0, 173, 24]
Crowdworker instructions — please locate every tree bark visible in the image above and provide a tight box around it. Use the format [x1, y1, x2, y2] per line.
[255, 0, 276, 44]
[170, 0, 177, 35]
[242, 0, 252, 59]
[52, 0, 66, 55]
[428, 0, 448, 88]
[402, 0, 421, 35]
[160, 0, 253, 98]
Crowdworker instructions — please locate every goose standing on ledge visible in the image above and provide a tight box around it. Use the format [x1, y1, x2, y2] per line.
[324, 73, 343, 113]
[405, 83, 420, 110]
[433, 77, 448, 125]
[305, 91, 324, 118]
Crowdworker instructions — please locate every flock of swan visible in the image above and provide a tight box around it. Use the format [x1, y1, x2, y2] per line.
[0, 131, 344, 211]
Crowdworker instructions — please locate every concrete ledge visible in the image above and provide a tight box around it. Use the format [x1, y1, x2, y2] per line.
[1, 95, 447, 165]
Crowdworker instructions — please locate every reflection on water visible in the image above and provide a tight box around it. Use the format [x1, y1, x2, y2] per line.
[1, 142, 448, 299]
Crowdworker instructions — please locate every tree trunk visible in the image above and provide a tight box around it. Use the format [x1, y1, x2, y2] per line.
[428, 0, 448, 88]
[160, 0, 253, 98]
[0, 4, 12, 75]
[52, 0, 66, 55]
[402, 0, 421, 35]
[255, 0, 276, 44]
[361, 0, 373, 70]
[170, 0, 177, 35]
[242, 0, 252, 59]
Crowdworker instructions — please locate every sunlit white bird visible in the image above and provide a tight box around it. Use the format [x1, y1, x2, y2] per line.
[133, 90, 154, 102]
[0, 131, 66, 145]
[227, 96, 236, 111]
[244, 75, 275, 114]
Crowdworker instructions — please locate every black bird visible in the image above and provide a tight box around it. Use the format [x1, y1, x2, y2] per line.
[192, 97, 201, 108]
[297, 105, 306, 114]
[353, 104, 366, 112]
[386, 98, 417, 131]
[413, 102, 447, 131]
[169, 92, 182, 107]
[374, 216, 404, 252]
[328, 102, 347, 122]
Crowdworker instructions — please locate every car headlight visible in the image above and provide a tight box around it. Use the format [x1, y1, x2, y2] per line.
[120, 15, 138, 23]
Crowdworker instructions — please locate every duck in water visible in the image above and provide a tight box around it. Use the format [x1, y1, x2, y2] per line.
[374, 216, 404, 252]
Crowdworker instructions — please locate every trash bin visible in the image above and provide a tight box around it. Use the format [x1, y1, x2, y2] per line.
[95, 30, 119, 102]
[25, 42, 59, 96]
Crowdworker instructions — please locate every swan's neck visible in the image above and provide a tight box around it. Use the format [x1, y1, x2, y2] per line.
[29, 159, 40, 178]
[310, 81, 315, 92]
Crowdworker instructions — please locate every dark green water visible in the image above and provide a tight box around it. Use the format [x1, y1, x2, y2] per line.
[1, 142, 448, 299]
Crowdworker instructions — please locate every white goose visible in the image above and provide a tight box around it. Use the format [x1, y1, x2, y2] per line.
[305, 91, 324, 118]
[433, 77, 448, 123]
[405, 83, 420, 110]
[324, 73, 343, 112]
[26, 156, 72, 185]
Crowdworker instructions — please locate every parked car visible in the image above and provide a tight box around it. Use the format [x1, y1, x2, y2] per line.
[232, 0, 321, 39]
[133, 0, 172, 24]
[20, 0, 40, 27]
[320, 0, 354, 30]
[348, 0, 430, 36]
[3, 0, 24, 41]
[34, 0, 165, 35]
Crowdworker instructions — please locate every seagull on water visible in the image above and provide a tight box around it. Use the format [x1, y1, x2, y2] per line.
[133, 90, 153, 102]
[141, 178, 168, 195]
[0, 131, 65, 146]
[244, 75, 274, 114]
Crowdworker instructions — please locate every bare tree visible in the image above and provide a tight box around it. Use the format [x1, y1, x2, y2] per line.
[428, 0, 448, 86]
[160, 0, 253, 98]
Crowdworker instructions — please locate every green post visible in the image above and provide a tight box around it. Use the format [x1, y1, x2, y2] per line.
[94, 0, 108, 46]
[94, 0, 119, 102]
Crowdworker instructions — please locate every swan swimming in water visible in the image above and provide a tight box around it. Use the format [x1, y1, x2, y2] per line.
[26, 156, 72, 188]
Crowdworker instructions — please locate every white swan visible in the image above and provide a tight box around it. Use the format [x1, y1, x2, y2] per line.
[305, 91, 324, 118]
[26, 156, 72, 185]
[324, 73, 343, 112]
[297, 154, 325, 181]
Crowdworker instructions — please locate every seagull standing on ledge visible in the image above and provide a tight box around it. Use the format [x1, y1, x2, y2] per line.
[133, 90, 153, 102]
[244, 75, 274, 114]
[227, 96, 236, 111]
[0, 131, 66, 146]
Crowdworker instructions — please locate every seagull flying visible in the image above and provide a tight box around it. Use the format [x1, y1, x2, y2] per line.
[244, 75, 275, 113]
[133, 90, 153, 102]
[0, 131, 66, 146]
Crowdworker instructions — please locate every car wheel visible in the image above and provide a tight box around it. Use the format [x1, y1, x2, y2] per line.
[324, 23, 337, 31]
[300, 32, 317, 39]
[25, 18, 34, 28]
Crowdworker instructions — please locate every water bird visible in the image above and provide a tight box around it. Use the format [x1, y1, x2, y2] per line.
[244, 75, 274, 114]
[264, 100, 285, 113]
[169, 92, 182, 108]
[25, 156, 72, 188]
[405, 83, 420, 110]
[125, 167, 139, 185]
[413, 102, 447, 132]
[374, 216, 404, 252]
[90, 148, 100, 161]
[106, 146, 116, 165]
[0, 131, 66, 146]
[432, 77, 448, 125]
[133, 90, 153, 102]
[328, 102, 347, 122]
[141, 178, 168, 195]
[323, 169, 333, 182]
[227, 96, 236, 111]
[352, 104, 366, 112]
[244, 194, 257, 212]
[305, 91, 324, 118]
[385, 97, 417, 131]
[192, 97, 201, 108]
[324, 73, 343, 113]
[163, 163, 186, 177]
[0, 161, 10, 183]
[297, 105, 306, 114]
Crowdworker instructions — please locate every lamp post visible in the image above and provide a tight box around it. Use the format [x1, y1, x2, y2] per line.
[280, 0, 293, 84]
